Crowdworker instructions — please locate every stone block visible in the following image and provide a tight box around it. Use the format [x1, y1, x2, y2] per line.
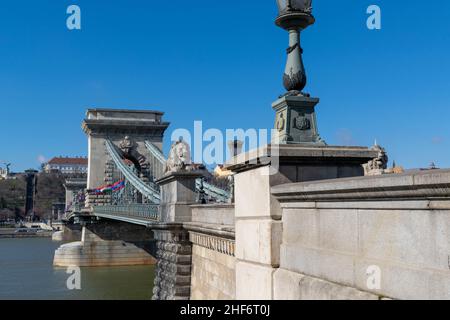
[280, 245, 355, 287]
[235, 261, 275, 300]
[235, 167, 272, 218]
[159, 203, 192, 223]
[358, 209, 450, 271]
[274, 269, 379, 300]
[283, 208, 319, 247]
[319, 209, 358, 254]
[190, 204, 235, 226]
[353, 259, 450, 300]
[236, 219, 282, 266]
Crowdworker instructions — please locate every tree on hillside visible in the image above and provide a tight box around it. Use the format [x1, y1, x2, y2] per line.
[0, 197, 6, 209]
[34, 172, 66, 220]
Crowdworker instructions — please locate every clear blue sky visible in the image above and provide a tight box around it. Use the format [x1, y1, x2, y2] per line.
[0, 0, 449, 171]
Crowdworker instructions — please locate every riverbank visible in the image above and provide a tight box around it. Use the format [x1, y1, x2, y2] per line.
[0, 229, 53, 238]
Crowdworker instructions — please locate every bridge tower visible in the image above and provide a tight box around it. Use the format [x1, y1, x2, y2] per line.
[82, 108, 170, 204]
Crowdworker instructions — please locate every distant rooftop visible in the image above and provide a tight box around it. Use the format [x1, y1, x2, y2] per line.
[47, 157, 88, 166]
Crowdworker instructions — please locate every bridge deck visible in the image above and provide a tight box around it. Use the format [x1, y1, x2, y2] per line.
[92, 204, 160, 227]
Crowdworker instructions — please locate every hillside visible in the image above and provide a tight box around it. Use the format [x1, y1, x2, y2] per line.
[0, 172, 67, 221]
[0, 177, 26, 220]
[34, 172, 66, 219]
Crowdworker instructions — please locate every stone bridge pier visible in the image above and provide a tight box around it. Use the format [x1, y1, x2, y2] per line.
[54, 220, 157, 267]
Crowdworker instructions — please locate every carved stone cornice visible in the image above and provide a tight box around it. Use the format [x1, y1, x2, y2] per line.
[150, 223, 190, 243]
[82, 119, 170, 137]
[183, 222, 235, 240]
[272, 169, 450, 202]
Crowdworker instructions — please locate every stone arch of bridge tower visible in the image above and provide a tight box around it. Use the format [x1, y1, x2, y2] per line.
[81, 108, 170, 192]
[119, 142, 146, 177]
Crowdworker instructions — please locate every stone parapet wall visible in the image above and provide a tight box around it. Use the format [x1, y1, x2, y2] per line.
[271, 169, 450, 300]
[186, 228, 236, 300]
[190, 245, 236, 300]
[185, 204, 236, 300]
[190, 204, 235, 226]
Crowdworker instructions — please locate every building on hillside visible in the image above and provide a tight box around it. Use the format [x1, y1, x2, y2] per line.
[44, 157, 88, 175]
[0, 163, 12, 180]
[0, 168, 7, 180]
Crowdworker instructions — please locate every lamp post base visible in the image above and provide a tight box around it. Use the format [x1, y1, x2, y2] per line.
[272, 95, 326, 145]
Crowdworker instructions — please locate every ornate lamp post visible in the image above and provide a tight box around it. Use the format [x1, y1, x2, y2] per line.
[273, 0, 325, 145]
[276, 0, 314, 94]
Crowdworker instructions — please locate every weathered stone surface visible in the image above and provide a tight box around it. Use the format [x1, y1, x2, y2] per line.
[190, 204, 235, 226]
[235, 262, 274, 300]
[53, 229, 156, 267]
[236, 219, 282, 267]
[190, 245, 236, 300]
[272, 169, 450, 201]
[152, 237, 192, 301]
[235, 166, 274, 219]
[272, 169, 450, 300]
[358, 209, 450, 269]
[281, 244, 356, 287]
[52, 226, 82, 242]
[157, 171, 203, 223]
[274, 269, 380, 300]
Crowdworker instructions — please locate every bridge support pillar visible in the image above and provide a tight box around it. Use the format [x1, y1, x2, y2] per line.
[152, 225, 192, 300]
[152, 170, 203, 300]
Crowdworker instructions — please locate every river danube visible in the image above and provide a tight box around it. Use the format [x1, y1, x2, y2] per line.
[0, 238, 155, 300]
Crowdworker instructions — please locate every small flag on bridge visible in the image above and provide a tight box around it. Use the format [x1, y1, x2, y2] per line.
[94, 180, 125, 194]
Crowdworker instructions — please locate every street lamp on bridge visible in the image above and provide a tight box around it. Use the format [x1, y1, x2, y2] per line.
[275, 0, 314, 94]
[272, 1, 325, 145]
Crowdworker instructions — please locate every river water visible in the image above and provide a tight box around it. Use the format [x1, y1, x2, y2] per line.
[0, 238, 155, 300]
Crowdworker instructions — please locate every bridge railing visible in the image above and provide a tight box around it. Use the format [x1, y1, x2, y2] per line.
[93, 204, 159, 222]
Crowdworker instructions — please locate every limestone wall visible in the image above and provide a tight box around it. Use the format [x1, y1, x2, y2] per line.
[185, 204, 236, 300]
[271, 169, 450, 300]
[190, 244, 235, 300]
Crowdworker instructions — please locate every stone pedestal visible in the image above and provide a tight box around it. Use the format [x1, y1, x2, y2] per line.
[157, 171, 204, 223]
[225, 143, 378, 299]
[273, 95, 325, 145]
